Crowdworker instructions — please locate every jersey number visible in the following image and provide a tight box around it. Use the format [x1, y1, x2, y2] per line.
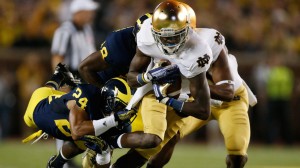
[100, 42, 108, 59]
[72, 88, 88, 109]
[48, 94, 62, 104]
[54, 119, 71, 137]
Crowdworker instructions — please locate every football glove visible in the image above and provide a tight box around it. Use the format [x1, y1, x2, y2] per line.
[114, 109, 137, 122]
[147, 64, 180, 84]
[153, 83, 187, 117]
[81, 135, 110, 154]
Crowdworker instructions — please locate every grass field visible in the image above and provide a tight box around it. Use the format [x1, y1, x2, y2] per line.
[1, 139, 300, 168]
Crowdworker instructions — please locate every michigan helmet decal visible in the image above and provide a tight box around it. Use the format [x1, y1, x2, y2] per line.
[100, 77, 133, 116]
[133, 13, 152, 37]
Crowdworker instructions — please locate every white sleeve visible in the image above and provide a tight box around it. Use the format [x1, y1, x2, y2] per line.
[51, 28, 71, 56]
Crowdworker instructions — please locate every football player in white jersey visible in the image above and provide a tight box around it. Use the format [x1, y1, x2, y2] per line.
[109, 2, 255, 168]
[83, 1, 211, 167]
[146, 9, 256, 168]
[109, 0, 213, 167]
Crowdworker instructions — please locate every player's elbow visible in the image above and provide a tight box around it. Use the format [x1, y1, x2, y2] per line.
[194, 107, 210, 120]
[217, 84, 235, 102]
[221, 89, 235, 102]
[78, 62, 88, 77]
[71, 126, 84, 140]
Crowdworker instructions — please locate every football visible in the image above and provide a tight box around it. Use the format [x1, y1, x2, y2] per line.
[157, 59, 181, 99]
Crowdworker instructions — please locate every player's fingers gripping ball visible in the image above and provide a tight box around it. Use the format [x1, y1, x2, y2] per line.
[147, 60, 180, 84]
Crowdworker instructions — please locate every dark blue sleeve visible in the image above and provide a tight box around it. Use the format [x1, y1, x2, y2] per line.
[102, 27, 136, 75]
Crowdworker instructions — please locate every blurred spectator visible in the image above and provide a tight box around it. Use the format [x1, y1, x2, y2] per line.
[51, 0, 98, 78]
[265, 54, 294, 145]
[0, 68, 16, 139]
[50, 0, 98, 167]
[16, 53, 48, 112]
[13, 0, 60, 47]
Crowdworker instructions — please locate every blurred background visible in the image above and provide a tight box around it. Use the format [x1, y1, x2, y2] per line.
[0, 0, 300, 149]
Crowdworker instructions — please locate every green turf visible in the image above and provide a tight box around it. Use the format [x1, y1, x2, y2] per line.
[0, 139, 300, 168]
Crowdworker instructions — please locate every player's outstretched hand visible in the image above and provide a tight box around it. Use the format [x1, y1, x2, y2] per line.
[81, 135, 109, 154]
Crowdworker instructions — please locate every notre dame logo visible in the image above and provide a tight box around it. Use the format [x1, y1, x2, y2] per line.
[197, 54, 210, 68]
[214, 32, 223, 45]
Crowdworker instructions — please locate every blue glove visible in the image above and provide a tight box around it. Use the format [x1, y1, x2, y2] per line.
[81, 135, 109, 154]
[153, 83, 187, 117]
[147, 64, 180, 84]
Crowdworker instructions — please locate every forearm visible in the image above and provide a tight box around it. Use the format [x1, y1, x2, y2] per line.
[209, 84, 234, 101]
[127, 71, 146, 88]
[79, 67, 104, 88]
[166, 98, 210, 120]
[71, 120, 95, 140]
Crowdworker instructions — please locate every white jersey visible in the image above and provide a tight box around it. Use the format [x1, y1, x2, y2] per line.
[137, 18, 213, 94]
[194, 28, 256, 105]
[194, 28, 243, 91]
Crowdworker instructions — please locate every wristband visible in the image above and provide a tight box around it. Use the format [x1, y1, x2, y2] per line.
[215, 80, 235, 85]
[93, 115, 117, 136]
[137, 73, 150, 85]
[167, 98, 184, 113]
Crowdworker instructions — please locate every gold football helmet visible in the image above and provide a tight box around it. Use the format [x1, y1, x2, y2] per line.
[181, 2, 196, 29]
[152, 0, 190, 55]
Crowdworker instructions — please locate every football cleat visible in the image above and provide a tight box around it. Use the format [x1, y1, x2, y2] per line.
[46, 155, 56, 168]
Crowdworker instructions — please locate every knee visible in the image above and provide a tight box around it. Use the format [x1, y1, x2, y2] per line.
[225, 136, 249, 155]
[143, 134, 162, 148]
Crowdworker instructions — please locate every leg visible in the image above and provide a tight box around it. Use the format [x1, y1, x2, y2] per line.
[112, 149, 148, 168]
[147, 132, 180, 168]
[217, 87, 250, 168]
[48, 141, 83, 168]
[226, 155, 248, 168]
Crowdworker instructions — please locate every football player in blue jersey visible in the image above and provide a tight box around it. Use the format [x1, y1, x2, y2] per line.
[79, 13, 152, 88]
[23, 63, 136, 168]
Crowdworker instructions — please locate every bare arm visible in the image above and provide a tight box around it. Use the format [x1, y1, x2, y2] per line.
[79, 51, 109, 88]
[182, 72, 211, 120]
[209, 49, 234, 101]
[127, 48, 151, 88]
[67, 100, 95, 140]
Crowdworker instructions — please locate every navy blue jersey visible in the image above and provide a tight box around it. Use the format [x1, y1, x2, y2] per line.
[97, 27, 136, 83]
[33, 84, 104, 140]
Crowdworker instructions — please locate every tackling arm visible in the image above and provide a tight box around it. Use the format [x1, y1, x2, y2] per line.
[209, 49, 234, 101]
[67, 100, 95, 140]
[79, 51, 109, 88]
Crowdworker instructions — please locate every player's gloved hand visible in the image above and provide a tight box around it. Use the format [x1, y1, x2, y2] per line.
[147, 64, 180, 84]
[153, 83, 188, 117]
[153, 83, 171, 104]
[81, 135, 110, 154]
[114, 109, 137, 122]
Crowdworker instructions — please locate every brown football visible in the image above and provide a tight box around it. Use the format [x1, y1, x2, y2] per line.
[158, 59, 181, 99]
